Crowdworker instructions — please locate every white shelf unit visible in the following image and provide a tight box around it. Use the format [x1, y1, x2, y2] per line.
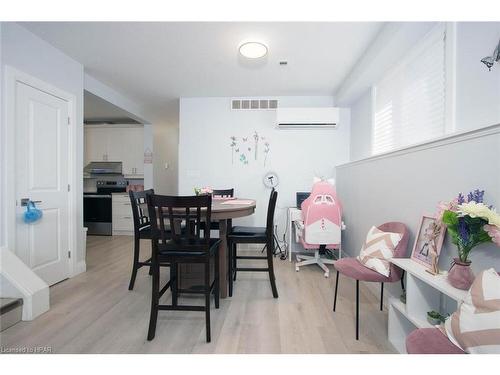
[388, 258, 467, 353]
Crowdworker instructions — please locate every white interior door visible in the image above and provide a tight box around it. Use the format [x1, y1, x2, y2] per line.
[15, 81, 70, 286]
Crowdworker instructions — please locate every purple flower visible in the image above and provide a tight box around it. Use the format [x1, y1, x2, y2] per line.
[457, 193, 465, 204]
[467, 189, 485, 203]
[458, 217, 469, 244]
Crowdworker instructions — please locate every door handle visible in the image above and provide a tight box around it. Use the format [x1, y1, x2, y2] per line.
[20, 198, 42, 206]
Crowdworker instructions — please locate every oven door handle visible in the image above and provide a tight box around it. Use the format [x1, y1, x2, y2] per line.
[84, 194, 112, 198]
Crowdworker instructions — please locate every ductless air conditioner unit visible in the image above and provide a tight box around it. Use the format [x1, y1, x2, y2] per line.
[276, 107, 339, 129]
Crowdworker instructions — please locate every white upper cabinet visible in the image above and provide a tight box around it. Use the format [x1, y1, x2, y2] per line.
[84, 125, 144, 177]
[120, 127, 144, 177]
[84, 127, 109, 163]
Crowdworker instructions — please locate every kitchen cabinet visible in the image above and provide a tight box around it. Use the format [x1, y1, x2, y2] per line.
[84, 125, 144, 178]
[84, 127, 109, 164]
[112, 193, 134, 235]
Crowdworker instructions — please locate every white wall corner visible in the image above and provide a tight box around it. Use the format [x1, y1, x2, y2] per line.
[84, 73, 150, 124]
[0, 247, 50, 320]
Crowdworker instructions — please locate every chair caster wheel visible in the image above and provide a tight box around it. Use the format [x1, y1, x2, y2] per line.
[324, 272, 329, 278]
[295, 267, 299, 272]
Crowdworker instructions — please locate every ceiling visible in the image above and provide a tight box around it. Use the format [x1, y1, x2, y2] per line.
[84, 91, 140, 124]
[22, 22, 383, 114]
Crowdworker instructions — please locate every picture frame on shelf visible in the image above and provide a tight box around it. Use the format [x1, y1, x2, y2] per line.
[411, 215, 446, 274]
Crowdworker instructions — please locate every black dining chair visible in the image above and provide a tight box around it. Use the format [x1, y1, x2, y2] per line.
[202, 188, 235, 232]
[128, 189, 170, 290]
[227, 189, 279, 298]
[146, 194, 221, 343]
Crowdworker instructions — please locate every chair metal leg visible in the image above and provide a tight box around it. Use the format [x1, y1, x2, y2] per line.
[401, 270, 405, 291]
[356, 279, 359, 341]
[205, 261, 211, 343]
[333, 270, 339, 311]
[147, 261, 159, 341]
[128, 235, 140, 290]
[380, 282, 384, 311]
[266, 239, 279, 298]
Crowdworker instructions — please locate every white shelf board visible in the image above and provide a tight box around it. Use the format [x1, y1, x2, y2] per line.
[389, 297, 433, 329]
[391, 258, 467, 302]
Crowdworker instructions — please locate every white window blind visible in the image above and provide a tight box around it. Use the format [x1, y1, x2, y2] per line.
[373, 24, 446, 155]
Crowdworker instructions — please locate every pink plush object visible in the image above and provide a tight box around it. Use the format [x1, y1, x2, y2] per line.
[299, 180, 342, 249]
[335, 222, 409, 283]
[406, 328, 465, 354]
[484, 224, 500, 246]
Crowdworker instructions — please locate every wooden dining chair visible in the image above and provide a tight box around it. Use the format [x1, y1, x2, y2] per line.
[128, 189, 170, 290]
[146, 194, 221, 343]
[227, 189, 279, 298]
[204, 188, 235, 232]
[212, 188, 234, 199]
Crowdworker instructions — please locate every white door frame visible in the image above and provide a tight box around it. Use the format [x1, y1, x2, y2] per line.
[3, 66, 79, 277]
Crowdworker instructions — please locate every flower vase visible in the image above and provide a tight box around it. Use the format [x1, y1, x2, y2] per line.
[447, 258, 474, 290]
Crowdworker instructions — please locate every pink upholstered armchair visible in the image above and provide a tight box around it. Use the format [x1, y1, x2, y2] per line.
[295, 180, 343, 278]
[406, 328, 465, 354]
[333, 222, 409, 340]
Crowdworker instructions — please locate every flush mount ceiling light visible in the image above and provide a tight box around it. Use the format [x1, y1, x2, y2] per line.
[239, 42, 268, 59]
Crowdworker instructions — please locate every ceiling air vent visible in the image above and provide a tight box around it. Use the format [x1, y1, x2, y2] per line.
[231, 99, 279, 111]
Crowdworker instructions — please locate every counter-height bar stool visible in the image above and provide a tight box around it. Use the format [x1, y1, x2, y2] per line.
[128, 189, 170, 290]
[146, 194, 220, 343]
[227, 189, 279, 298]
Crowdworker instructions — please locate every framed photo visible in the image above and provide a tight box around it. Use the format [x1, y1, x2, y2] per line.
[411, 215, 446, 270]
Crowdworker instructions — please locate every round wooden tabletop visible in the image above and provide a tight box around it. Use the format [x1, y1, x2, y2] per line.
[139, 198, 256, 221]
[211, 198, 256, 220]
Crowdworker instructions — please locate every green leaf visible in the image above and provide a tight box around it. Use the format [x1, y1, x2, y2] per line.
[447, 228, 459, 245]
[442, 210, 459, 227]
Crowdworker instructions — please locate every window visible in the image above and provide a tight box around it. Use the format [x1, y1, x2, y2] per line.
[372, 24, 447, 155]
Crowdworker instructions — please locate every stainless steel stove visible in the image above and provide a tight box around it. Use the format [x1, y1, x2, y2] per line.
[84, 180, 127, 235]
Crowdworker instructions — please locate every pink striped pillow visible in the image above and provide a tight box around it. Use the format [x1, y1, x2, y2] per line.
[445, 268, 500, 354]
[357, 226, 402, 277]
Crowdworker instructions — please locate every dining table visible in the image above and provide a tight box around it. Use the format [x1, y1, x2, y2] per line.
[141, 197, 256, 298]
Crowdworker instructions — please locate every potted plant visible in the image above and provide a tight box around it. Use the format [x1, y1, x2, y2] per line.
[427, 311, 446, 326]
[437, 189, 500, 290]
[194, 187, 213, 196]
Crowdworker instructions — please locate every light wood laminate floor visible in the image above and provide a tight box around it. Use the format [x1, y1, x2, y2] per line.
[0, 235, 395, 354]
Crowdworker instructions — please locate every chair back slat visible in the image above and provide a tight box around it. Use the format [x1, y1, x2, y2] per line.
[212, 188, 234, 199]
[147, 194, 212, 253]
[129, 189, 154, 233]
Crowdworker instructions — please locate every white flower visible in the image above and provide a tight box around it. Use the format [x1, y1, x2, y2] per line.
[458, 202, 500, 227]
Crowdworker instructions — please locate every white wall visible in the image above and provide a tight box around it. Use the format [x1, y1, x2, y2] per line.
[455, 22, 500, 131]
[349, 22, 500, 160]
[337, 126, 500, 301]
[179, 96, 350, 236]
[0, 22, 86, 269]
[153, 119, 179, 195]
